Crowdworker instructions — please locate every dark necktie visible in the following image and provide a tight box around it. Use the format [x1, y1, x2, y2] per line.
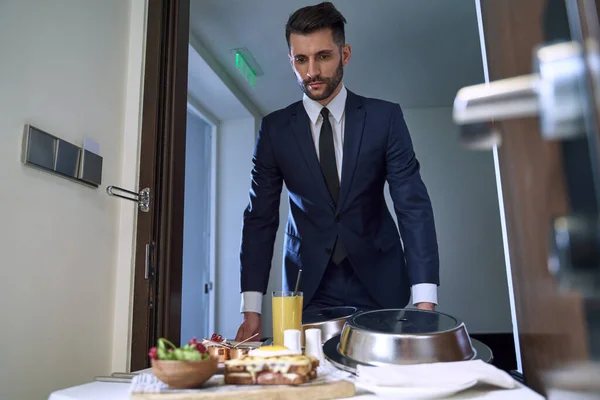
[319, 107, 339, 203]
[319, 107, 346, 264]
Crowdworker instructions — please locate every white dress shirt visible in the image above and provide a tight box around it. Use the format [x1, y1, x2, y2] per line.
[241, 84, 437, 314]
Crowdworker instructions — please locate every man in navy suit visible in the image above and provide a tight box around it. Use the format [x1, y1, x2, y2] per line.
[235, 2, 439, 341]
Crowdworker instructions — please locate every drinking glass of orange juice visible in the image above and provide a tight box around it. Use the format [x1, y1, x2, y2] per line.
[272, 291, 303, 346]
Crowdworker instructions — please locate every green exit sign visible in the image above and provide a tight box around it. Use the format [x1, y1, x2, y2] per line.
[235, 52, 256, 87]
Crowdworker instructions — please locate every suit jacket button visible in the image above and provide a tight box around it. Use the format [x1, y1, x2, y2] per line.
[325, 248, 332, 254]
[335, 215, 341, 222]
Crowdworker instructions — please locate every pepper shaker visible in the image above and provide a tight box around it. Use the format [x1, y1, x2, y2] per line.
[283, 329, 302, 354]
[304, 328, 325, 364]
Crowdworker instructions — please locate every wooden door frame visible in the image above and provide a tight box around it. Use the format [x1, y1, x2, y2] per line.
[130, 0, 190, 371]
[479, 0, 591, 395]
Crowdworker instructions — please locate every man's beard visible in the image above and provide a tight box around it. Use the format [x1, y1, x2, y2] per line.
[298, 59, 344, 101]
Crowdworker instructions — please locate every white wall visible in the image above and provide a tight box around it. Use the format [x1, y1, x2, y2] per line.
[181, 111, 213, 343]
[0, 1, 144, 399]
[212, 117, 286, 338]
[262, 186, 289, 338]
[215, 117, 259, 338]
[396, 107, 512, 333]
[111, 0, 147, 373]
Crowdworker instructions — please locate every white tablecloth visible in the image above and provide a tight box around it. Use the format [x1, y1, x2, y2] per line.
[49, 380, 544, 400]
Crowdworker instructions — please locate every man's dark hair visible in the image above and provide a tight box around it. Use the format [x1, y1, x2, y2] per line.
[285, 2, 347, 49]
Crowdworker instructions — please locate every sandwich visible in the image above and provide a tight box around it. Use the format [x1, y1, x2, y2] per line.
[223, 345, 319, 385]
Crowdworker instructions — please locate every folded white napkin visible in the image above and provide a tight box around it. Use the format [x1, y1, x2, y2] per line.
[355, 360, 519, 399]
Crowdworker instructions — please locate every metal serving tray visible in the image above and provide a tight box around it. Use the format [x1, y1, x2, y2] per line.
[323, 309, 493, 374]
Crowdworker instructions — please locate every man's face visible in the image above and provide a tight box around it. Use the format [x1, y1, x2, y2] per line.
[289, 28, 351, 103]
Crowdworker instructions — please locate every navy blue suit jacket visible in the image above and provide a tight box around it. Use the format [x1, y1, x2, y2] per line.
[240, 89, 439, 309]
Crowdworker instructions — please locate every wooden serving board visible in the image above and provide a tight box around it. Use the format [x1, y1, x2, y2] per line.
[130, 380, 355, 400]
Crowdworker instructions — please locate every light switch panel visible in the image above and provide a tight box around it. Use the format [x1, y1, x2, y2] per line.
[22, 124, 102, 189]
[23, 125, 57, 171]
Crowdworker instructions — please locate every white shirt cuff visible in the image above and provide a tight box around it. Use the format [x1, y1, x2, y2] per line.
[411, 283, 438, 305]
[241, 291, 263, 314]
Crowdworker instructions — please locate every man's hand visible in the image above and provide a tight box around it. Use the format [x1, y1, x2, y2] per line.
[416, 302, 436, 311]
[235, 312, 262, 342]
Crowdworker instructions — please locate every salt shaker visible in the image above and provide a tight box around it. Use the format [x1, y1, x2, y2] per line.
[304, 328, 325, 363]
[283, 329, 302, 354]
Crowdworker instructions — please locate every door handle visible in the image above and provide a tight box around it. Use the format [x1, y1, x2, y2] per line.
[106, 186, 151, 212]
[453, 41, 593, 148]
[454, 74, 540, 125]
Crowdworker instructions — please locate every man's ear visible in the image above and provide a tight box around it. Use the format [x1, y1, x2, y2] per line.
[342, 44, 352, 66]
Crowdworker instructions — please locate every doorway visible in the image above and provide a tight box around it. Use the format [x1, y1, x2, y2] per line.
[129, 0, 513, 370]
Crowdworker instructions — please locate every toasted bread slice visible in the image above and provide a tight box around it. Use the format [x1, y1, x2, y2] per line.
[224, 354, 317, 385]
[257, 372, 310, 385]
[224, 371, 310, 385]
[307, 355, 320, 369]
[223, 372, 253, 385]
[225, 355, 313, 375]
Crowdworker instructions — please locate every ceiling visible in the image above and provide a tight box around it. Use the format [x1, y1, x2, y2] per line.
[188, 43, 251, 120]
[189, 0, 485, 118]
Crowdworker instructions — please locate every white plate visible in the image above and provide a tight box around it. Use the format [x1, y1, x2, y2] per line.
[354, 380, 478, 400]
[226, 340, 263, 347]
[202, 340, 263, 349]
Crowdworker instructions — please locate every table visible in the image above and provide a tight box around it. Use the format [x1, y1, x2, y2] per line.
[49, 380, 545, 400]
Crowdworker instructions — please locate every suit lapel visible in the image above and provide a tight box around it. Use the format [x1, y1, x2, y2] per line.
[338, 91, 366, 211]
[291, 103, 335, 210]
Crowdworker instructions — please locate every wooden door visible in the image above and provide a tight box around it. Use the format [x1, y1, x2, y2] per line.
[455, 0, 600, 396]
[129, 0, 190, 371]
